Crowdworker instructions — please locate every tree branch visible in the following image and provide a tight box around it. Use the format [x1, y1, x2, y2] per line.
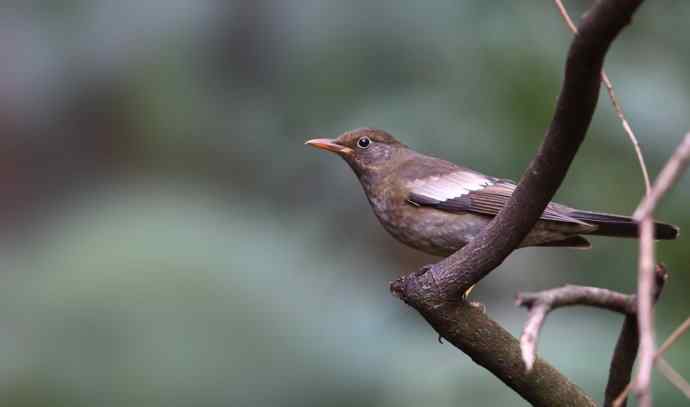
[633, 132, 690, 221]
[394, 0, 644, 300]
[606, 316, 639, 407]
[632, 132, 690, 407]
[513, 265, 667, 407]
[390, 1, 645, 405]
[656, 358, 690, 400]
[412, 300, 597, 407]
[554, 0, 652, 194]
[612, 316, 690, 406]
[516, 285, 636, 371]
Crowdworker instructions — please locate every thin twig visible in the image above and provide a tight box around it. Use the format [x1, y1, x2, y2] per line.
[635, 218, 656, 407]
[554, 0, 578, 33]
[634, 133, 690, 221]
[612, 381, 633, 406]
[554, 0, 652, 193]
[657, 357, 690, 399]
[612, 382, 633, 407]
[603, 264, 668, 407]
[632, 133, 690, 407]
[612, 316, 690, 406]
[657, 316, 690, 356]
[601, 72, 652, 193]
[517, 267, 667, 377]
[518, 301, 548, 372]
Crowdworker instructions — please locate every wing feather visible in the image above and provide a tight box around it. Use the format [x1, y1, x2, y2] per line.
[408, 173, 588, 225]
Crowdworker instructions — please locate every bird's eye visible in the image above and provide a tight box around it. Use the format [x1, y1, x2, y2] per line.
[357, 137, 371, 149]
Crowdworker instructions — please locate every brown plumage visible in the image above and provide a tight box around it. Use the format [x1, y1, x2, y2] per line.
[306, 128, 679, 257]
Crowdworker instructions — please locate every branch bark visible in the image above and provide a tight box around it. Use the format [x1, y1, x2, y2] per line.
[415, 300, 597, 407]
[390, 1, 645, 405]
[606, 316, 639, 407]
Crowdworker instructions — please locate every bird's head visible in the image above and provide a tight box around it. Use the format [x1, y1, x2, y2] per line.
[306, 128, 408, 178]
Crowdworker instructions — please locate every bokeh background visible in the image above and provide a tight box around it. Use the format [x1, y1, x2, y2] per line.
[1, 1, 688, 406]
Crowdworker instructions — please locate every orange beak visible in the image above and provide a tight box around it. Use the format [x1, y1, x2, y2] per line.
[305, 138, 354, 155]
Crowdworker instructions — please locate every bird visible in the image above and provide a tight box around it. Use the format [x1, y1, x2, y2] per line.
[306, 128, 679, 257]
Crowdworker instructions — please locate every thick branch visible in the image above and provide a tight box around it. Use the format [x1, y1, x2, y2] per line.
[391, 1, 644, 405]
[415, 300, 596, 407]
[395, 0, 644, 300]
[606, 316, 639, 407]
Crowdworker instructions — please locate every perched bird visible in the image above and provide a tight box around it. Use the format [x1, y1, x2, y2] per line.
[306, 128, 678, 256]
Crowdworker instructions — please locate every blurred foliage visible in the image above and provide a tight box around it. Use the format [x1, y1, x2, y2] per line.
[0, 1, 689, 406]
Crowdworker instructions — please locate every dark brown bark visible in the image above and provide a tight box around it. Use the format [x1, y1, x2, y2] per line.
[416, 301, 597, 406]
[603, 265, 668, 407]
[390, 1, 646, 405]
[606, 316, 639, 407]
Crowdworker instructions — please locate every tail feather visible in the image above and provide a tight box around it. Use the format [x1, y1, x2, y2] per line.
[536, 235, 592, 249]
[569, 210, 679, 240]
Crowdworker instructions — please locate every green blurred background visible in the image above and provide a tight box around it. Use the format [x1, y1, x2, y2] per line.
[0, 1, 688, 406]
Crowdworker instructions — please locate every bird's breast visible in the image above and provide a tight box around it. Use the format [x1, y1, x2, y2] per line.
[363, 182, 488, 257]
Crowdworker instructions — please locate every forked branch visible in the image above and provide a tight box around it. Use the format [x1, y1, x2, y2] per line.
[515, 265, 667, 407]
[391, 1, 645, 405]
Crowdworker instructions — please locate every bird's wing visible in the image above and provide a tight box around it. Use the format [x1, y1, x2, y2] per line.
[407, 171, 588, 225]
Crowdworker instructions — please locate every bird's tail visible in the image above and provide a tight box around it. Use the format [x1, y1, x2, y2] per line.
[569, 210, 679, 240]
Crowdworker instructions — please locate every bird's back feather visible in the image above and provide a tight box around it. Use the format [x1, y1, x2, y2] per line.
[403, 157, 680, 241]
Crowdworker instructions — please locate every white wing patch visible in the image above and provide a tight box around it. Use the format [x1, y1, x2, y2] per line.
[408, 171, 494, 202]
